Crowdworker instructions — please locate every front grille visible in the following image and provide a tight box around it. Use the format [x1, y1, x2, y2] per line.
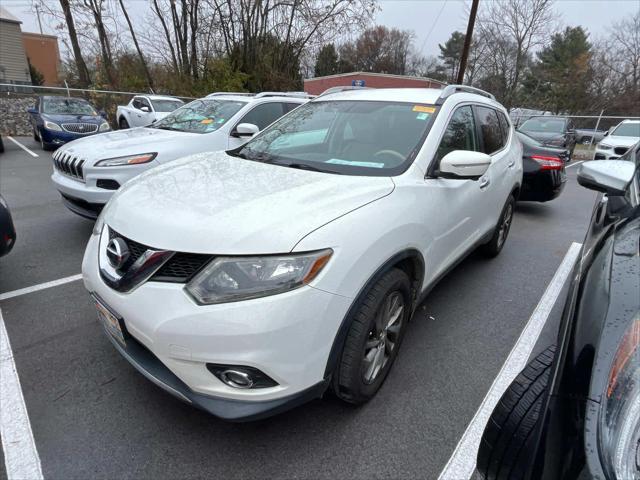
[614, 146, 629, 155]
[108, 228, 213, 282]
[52, 150, 85, 180]
[61, 122, 98, 134]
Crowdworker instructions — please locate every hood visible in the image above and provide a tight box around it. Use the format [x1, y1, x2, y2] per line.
[59, 127, 201, 163]
[104, 152, 395, 254]
[43, 113, 103, 124]
[600, 136, 639, 148]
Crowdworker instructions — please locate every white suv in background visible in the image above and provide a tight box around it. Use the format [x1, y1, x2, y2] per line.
[116, 95, 184, 129]
[51, 93, 309, 218]
[595, 119, 640, 159]
[83, 86, 523, 421]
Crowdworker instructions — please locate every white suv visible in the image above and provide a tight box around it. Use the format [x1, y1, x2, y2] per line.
[52, 93, 309, 218]
[595, 119, 640, 160]
[82, 86, 523, 421]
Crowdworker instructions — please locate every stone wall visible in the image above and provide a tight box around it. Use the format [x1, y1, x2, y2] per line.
[0, 96, 36, 136]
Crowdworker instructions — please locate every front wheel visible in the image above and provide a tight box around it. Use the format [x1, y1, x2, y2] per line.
[119, 117, 129, 129]
[333, 268, 411, 404]
[481, 195, 515, 258]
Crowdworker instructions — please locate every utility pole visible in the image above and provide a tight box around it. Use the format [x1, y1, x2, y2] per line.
[35, 4, 43, 34]
[456, 0, 479, 85]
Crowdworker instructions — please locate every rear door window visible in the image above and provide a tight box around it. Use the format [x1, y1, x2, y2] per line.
[497, 111, 511, 145]
[239, 103, 286, 130]
[476, 106, 504, 154]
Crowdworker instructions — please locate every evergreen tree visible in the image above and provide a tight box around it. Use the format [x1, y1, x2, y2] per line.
[28, 58, 44, 86]
[314, 44, 340, 77]
[438, 31, 465, 83]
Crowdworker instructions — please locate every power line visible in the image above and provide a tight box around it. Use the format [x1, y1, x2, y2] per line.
[418, 0, 448, 56]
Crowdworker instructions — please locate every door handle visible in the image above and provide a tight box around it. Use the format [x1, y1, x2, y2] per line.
[479, 176, 491, 189]
[507, 160, 515, 168]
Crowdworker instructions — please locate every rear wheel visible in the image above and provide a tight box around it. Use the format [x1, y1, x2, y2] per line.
[477, 346, 555, 480]
[481, 195, 515, 257]
[333, 268, 411, 404]
[119, 117, 129, 129]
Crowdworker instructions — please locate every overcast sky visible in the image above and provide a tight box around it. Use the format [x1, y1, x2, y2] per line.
[6, 0, 640, 57]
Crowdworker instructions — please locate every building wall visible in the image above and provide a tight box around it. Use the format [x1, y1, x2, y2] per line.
[304, 72, 446, 95]
[22, 32, 60, 86]
[0, 19, 30, 84]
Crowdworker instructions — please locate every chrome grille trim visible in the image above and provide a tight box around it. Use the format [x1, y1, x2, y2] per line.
[61, 123, 98, 134]
[52, 150, 85, 181]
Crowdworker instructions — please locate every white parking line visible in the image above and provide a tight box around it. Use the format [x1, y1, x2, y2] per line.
[0, 307, 44, 480]
[0, 274, 83, 302]
[566, 160, 584, 169]
[6, 136, 39, 158]
[437, 241, 582, 480]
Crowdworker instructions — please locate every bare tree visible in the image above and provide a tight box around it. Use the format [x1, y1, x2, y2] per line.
[117, 0, 154, 91]
[82, 0, 118, 87]
[57, 0, 91, 87]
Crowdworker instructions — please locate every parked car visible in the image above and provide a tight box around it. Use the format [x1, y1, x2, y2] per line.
[28, 96, 111, 151]
[0, 133, 4, 153]
[477, 143, 639, 480]
[516, 131, 567, 202]
[0, 194, 16, 257]
[574, 127, 607, 145]
[595, 119, 640, 160]
[116, 95, 184, 129]
[82, 85, 523, 421]
[517, 116, 577, 156]
[52, 93, 309, 219]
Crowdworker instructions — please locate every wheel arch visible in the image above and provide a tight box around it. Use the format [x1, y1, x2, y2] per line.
[323, 249, 425, 379]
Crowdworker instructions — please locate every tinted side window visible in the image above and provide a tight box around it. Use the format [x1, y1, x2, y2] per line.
[476, 106, 504, 154]
[497, 111, 511, 145]
[140, 98, 151, 110]
[240, 103, 285, 130]
[132, 98, 143, 109]
[284, 103, 301, 113]
[437, 105, 479, 160]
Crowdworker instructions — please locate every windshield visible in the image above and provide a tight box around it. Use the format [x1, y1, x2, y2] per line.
[152, 99, 246, 133]
[234, 100, 437, 176]
[611, 123, 640, 138]
[42, 97, 97, 115]
[519, 118, 566, 134]
[151, 99, 184, 112]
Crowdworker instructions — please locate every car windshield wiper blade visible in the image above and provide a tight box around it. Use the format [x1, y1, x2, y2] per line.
[284, 162, 329, 173]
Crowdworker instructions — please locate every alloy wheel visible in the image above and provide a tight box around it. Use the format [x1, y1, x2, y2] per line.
[497, 202, 514, 249]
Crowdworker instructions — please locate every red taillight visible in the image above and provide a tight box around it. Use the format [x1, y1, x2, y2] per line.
[531, 155, 563, 170]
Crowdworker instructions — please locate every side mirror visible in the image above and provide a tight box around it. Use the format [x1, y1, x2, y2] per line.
[577, 160, 635, 196]
[604, 129, 609, 137]
[233, 123, 260, 138]
[140, 106, 150, 113]
[99, 110, 108, 118]
[439, 150, 492, 178]
[27, 107, 37, 114]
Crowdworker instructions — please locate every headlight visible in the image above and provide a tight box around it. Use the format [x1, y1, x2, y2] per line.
[186, 249, 333, 305]
[99, 121, 111, 132]
[44, 120, 62, 131]
[599, 143, 612, 150]
[598, 318, 639, 480]
[95, 153, 157, 167]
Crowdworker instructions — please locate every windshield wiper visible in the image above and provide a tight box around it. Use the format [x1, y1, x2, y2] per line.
[284, 162, 328, 173]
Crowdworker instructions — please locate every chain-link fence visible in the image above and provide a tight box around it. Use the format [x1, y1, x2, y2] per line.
[0, 83, 194, 136]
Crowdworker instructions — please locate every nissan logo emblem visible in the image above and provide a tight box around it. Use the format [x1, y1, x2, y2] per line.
[106, 238, 130, 270]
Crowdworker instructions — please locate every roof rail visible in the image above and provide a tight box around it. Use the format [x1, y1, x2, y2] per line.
[437, 85, 495, 103]
[317, 85, 372, 97]
[206, 92, 254, 98]
[254, 91, 314, 99]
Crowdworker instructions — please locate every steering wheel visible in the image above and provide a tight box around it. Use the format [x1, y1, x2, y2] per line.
[373, 149, 405, 163]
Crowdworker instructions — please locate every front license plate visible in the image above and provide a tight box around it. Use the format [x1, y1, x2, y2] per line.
[94, 296, 126, 346]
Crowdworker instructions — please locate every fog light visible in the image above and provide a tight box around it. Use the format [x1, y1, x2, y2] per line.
[206, 364, 278, 389]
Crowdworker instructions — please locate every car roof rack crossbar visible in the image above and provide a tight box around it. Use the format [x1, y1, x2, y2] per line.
[317, 85, 373, 97]
[437, 85, 495, 103]
[254, 91, 314, 99]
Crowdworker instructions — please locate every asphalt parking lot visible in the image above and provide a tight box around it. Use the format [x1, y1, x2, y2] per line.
[1, 136, 597, 480]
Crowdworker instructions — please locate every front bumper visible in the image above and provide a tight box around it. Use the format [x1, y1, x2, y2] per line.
[594, 146, 625, 160]
[82, 233, 352, 419]
[40, 128, 102, 147]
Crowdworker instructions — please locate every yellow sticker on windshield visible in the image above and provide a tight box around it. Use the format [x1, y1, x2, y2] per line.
[413, 105, 436, 113]
[201, 118, 214, 124]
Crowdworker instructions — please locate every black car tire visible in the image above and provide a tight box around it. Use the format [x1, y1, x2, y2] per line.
[0, 135, 4, 153]
[33, 127, 40, 141]
[476, 345, 556, 480]
[481, 195, 515, 258]
[40, 135, 53, 151]
[119, 117, 129, 129]
[333, 268, 411, 404]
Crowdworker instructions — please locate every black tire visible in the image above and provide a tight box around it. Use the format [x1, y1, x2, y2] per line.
[481, 195, 515, 258]
[33, 127, 40, 141]
[477, 345, 556, 480]
[119, 117, 129, 129]
[40, 135, 53, 151]
[0, 135, 4, 153]
[333, 268, 411, 404]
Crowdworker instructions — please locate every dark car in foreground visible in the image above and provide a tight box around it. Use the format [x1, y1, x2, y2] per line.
[517, 131, 568, 202]
[477, 144, 640, 480]
[28, 96, 111, 150]
[0, 194, 16, 257]
[517, 116, 577, 156]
